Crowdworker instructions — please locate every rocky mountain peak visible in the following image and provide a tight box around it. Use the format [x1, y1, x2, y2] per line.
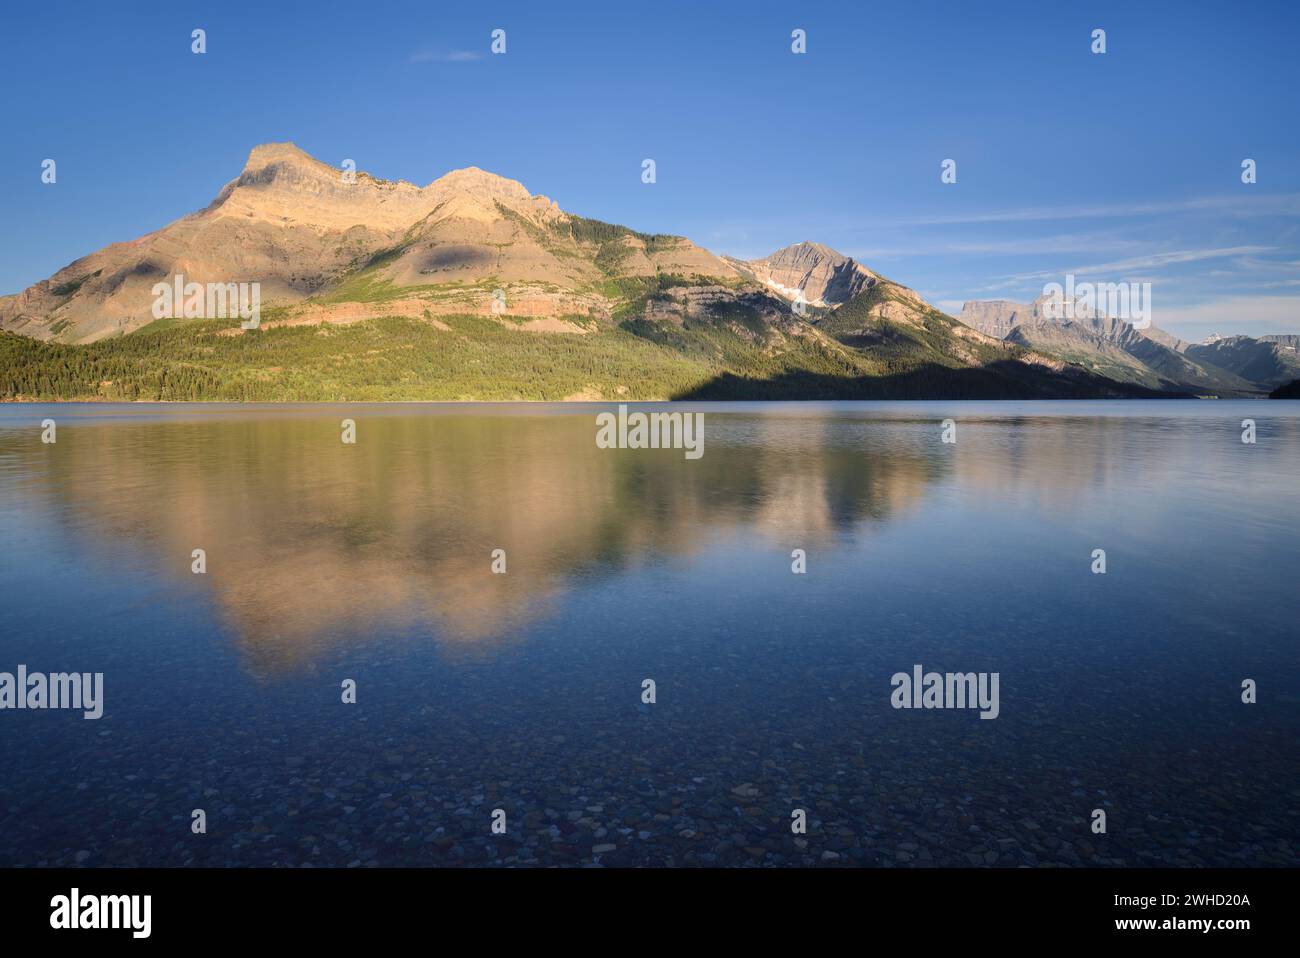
[210, 143, 426, 231]
[428, 166, 533, 201]
[730, 242, 877, 307]
[241, 141, 324, 173]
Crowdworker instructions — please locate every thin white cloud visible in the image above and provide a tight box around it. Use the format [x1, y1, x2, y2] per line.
[977, 246, 1276, 290]
[869, 193, 1300, 228]
[847, 233, 1150, 260]
[1158, 295, 1300, 336]
[409, 49, 482, 63]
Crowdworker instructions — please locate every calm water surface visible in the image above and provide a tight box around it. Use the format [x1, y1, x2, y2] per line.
[0, 401, 1297, 867]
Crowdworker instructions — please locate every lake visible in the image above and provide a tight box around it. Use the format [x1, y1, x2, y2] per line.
[0, 401, 1296, 867]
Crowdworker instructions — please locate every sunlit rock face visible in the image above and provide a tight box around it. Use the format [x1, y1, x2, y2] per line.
[727, 242, 878, 307]
[0, 142, 745, 343]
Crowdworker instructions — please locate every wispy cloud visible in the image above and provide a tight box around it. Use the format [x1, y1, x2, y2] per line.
[867, 194, 1300, 229]
[975, 246, 1277, 291]
[847, 233, 1151, 260]
[1157, 295, 1300, 336]
[409, 49, 481, 63]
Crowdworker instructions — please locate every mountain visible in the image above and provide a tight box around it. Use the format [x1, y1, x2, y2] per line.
[0, 142, 737, 342]
[723, 242, 877, 307]
[1183, 334, 1300, 389]
[1003, 319, 1170, 391]
[1, 143, 1168, 401]
[1262, 334, 1300, 350]
[1269, 378, 1300, 398]
[958, 296, 1261, 396]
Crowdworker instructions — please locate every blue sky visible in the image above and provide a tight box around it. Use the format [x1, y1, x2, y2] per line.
[3, 0, 1298, 340]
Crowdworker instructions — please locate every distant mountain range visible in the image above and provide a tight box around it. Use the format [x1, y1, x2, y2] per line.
[958, 297, 1299, 397]
[0, 143, 1291, 401]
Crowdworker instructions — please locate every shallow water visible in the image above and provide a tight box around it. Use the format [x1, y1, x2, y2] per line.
[0, 401, 1297, 867]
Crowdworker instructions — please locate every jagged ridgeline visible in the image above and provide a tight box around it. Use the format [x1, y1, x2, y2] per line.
[1, 142, 1164, 401]
[958, 298, 1300, 397]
